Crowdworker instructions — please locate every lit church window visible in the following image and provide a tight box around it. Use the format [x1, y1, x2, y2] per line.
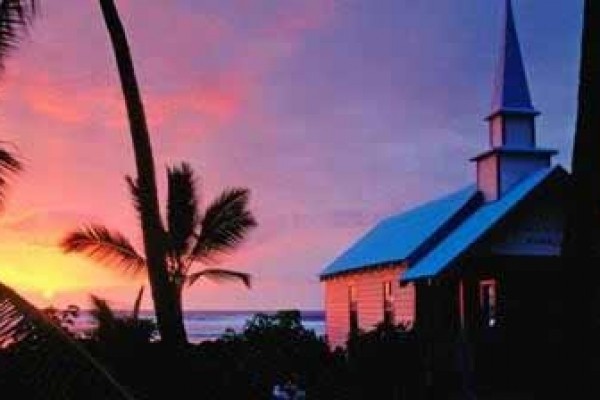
[480, 280, 497, 327]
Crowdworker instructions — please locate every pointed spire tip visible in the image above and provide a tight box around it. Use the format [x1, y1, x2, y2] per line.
[488, 0, 538, 119]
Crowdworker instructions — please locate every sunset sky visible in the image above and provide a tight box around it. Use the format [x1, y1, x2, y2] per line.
[0, 0, 583, 310]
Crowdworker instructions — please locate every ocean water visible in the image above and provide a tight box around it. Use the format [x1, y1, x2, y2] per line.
[74, 310, 326, 343]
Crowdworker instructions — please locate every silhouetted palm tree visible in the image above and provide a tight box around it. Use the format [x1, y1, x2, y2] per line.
[0, 0, 28, 201]
[97, 0, 187, 347]
[61, 162, 257, 343]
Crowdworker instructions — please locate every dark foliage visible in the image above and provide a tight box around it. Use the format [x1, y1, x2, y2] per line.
[560, 1, 600, 396]
[67, 311, 332, 399]
[192, 187, 257, 264]
[211, 310, 337, 398]
[0, 284, 135, 399]
[167, 163, 197, 258]
[0, 144, 21, 205]
[61, 224, 146, 274]
[70, 310, 431, 399]
[346, 322, 422, 399]
[88, 295, 157, 348]
[43, 304, 81, 338]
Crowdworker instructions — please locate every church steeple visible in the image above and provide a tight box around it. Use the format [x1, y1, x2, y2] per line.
[488, 0, 538, 119]
[472, 0, 556, 202]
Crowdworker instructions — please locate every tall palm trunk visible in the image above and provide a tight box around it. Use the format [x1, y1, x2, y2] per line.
[561, 0, 600, 395]
[98, 0, 187, 346]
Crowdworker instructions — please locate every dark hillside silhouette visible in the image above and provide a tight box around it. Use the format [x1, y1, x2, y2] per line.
[561, 0, 600, 396]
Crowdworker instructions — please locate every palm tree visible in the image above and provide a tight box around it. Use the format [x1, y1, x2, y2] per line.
[0, 0, 30, 202]
[96, 0, 185, 347]
[560, 0, 600, 396]
[61, 162, 257, 343]
[88, 290, 157, 347]
[0, 0, 36, 70]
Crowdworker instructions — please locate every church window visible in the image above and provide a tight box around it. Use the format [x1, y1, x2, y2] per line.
[349, 285, 358, 333]
[479, 279, 497, 328]
[383, 281, 394, 325]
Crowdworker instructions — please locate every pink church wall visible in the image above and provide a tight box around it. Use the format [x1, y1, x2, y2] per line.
[322, 264, 415, 349]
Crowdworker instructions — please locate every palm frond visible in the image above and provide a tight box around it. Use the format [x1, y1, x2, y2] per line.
[187, 268, 252, 288]
[125, 175, 143, 218]
[0, 0, 36, 69]
[166, 163, 198, 257]
[131, 285, 144, 320]
[60, 224, 146, 274]
[191, 188, 257, 263]
[0, 144, 21, 207]
[126, 175, 167, 244]
[90, 295, 119, 330]
[0, 282, 135, 399]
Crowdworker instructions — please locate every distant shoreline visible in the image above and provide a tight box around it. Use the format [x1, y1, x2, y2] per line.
[72, 309, 326, 342]
[75, 309, 325, 314]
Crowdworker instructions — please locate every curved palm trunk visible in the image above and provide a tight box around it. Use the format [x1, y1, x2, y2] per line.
[98, 0, 187, 347]
[561, 0, 600, 396]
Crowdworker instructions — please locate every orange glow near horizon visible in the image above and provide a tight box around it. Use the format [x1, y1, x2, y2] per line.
[0, 241, 142, 308]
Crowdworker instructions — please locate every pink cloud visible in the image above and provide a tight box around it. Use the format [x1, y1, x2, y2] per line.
[0, 0, 340, 310]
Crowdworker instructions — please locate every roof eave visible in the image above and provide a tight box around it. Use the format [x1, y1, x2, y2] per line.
[485, 107, 540, 121]
[320, 260, 406, 281]
[469, 147, 558, 162]
[400, 166, 569, 283]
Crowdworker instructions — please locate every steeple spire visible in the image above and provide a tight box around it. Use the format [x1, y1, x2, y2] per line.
[488, 0, 538, 119]
[472, 0, 556, 202]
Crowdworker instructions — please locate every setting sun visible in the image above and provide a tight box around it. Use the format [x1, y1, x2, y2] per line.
[0, 241, 138, 307]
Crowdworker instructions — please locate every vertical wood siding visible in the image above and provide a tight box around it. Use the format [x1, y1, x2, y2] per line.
[323, 265, 415, 348]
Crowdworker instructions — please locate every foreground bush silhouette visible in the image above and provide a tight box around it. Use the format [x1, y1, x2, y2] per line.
[77, 310, 347, 399]
[346, 322, 422, 399]
[190, 310, 343, 399]
[77, 310, 430, 399]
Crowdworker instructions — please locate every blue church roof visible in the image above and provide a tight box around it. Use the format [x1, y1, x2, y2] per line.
[402, 166, 563, 282]
[488, 0, 538, 119]
[320, 186, 478, 278]
[319, 2, 565, 284]
[320, 165, 565, 281]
